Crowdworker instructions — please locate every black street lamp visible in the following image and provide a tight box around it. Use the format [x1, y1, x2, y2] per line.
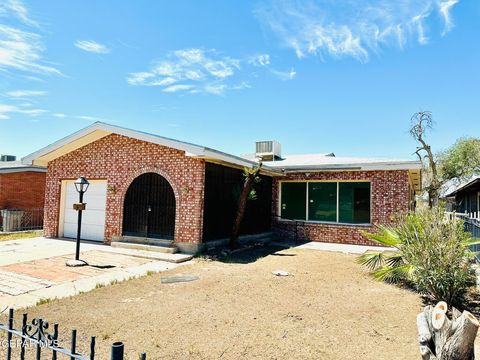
[67, 176, 89, 267]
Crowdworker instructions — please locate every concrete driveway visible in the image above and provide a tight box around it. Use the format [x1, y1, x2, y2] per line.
[0, 237, 193, 309]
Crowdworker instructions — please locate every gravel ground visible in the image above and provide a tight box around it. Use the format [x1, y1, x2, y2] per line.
[0, 245, 432, 359]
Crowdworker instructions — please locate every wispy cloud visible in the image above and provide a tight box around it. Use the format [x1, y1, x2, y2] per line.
[74, 40, 111, 54]
[128, 48, 296, 95]
[127, 48, 242, 95]
[6, 90, 47, 97]
[255, 0, 460, 62]
[0, 103, 46, 119]
[0, 0, 37, 26]
[0, 104, 16, 119]
[439, 0, 459, 34]
[248, 54, 271, 67]
[270, 67, 296, 81]
[0, 0, 61, 75]
[162, 84, 195, 93]
[76, 115, 108, 122]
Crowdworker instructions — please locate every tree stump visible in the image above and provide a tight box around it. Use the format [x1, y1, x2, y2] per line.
[417, 301, 479, 359]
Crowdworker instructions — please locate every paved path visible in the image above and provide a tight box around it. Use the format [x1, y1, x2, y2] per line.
[272, 240, 393, 254]
[0, 237, 193, 309]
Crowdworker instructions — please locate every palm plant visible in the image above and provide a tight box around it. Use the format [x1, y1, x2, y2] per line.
[358, 207, 479, 305]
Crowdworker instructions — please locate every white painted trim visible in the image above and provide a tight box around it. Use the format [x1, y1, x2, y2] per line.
[22, 122, 206, 166]
[278, 179, 372, 225]
[276, 161, 422, 172]
[0, 167, 46, 174]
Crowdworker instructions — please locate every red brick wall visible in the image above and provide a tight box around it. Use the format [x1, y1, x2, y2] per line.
[44, 134, 205, 245]
[0, 171, 46, 209]
[272, 170, 410, 246]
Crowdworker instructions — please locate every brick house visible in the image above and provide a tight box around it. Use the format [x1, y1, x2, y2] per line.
[22, 122, 421, 253]
[0, 158, 46, 231]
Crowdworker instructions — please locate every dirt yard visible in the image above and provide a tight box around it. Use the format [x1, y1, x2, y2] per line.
[1, 245, 428, 359]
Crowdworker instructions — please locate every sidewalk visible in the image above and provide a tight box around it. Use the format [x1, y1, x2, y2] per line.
[0, 237, 193, 309]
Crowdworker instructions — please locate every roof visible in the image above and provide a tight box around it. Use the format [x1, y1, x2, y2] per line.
[444, 176, 480, 197]
[22, 121, 422, 182]
[259, 153, 422, 171]
[0, 160, 46, 174]
[21, 122, 281, 175]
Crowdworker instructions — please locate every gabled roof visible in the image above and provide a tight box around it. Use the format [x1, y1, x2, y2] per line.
[444, 176, 480, 197]
[22, 122, 280, 175]
[0, 160, 46, 174]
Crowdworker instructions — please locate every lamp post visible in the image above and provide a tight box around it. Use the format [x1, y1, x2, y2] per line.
[67, 176, 89, 267]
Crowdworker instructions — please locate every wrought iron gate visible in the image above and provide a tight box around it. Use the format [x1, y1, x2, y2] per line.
[122, 173, 175, 239]
[0, 308, 146, 359]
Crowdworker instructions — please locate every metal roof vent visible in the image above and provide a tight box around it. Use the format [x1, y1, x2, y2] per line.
[255, 141, 282, 161]
[0, 155, 16, 162]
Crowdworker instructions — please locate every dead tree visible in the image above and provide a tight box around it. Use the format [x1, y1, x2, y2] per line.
[229, 163, 262, 249]
[417, 301, 479, 359]
[410, 111, 440, 208]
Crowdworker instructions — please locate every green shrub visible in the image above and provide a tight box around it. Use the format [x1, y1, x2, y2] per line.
[358, 207, 478, 305]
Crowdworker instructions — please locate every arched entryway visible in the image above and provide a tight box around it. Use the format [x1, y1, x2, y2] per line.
[123, 172, 176, 240]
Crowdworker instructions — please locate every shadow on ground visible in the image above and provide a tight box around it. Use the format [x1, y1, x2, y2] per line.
[200, 241, 307, 264]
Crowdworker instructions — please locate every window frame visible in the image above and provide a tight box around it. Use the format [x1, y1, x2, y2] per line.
[278, 179, 372, 226]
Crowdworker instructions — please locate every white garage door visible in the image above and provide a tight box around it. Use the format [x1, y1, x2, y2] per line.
[62, 180, 107, 242]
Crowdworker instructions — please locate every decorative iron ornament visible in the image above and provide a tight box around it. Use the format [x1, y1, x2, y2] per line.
[23, 317, 57, 345]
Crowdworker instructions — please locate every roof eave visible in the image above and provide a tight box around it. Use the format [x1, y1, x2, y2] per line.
[273, 161, 422, 172]
[444, 178, 480, 197]
[22, 122, 206, 166]
[0, 166, 47, 174]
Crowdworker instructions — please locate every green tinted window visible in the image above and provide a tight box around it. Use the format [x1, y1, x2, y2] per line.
[308, 182, 337, 222]
[281, 182, 306, 220]
[338, 182, 371, 224]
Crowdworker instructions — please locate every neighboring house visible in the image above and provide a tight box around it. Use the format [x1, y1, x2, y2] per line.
[444, 176, 480, 215]
[22, 122, 421, 253]
[0, 156, 47, 231]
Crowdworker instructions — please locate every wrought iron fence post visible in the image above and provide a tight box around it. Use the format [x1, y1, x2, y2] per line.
[52, 323, 59, 360]
[70, 329, 77, 360]
[21, 313, 27, 360]
[88, 336, 96, 360]
[111, 342, 125, 360]
[6, 308, 13, 360]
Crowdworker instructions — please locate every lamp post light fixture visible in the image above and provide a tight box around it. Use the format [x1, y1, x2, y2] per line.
[66, 176, 90, 267]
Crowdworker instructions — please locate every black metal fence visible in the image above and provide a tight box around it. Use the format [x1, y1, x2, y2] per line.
[0, 209, 43, 232]
[0, 309, 146, 359]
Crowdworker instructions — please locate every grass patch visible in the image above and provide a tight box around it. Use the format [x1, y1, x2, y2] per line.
[36, 297, 52, 306]
[0, 230, 43, 242]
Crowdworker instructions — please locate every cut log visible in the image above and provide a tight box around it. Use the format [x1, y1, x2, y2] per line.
[417, 302, 479, 360]
[418, 312, 432, 345]
[420, 345, 438, 360]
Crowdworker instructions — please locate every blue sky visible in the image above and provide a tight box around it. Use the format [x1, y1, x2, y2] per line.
[0, 0, 479, 160]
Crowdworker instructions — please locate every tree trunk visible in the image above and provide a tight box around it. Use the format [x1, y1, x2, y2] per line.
[417, 302, 479, 360]
[229, 170, 258, 249]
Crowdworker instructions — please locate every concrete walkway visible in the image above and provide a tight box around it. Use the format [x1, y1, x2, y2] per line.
[273, 240, 393, 254]
[0, 237, 193, 309]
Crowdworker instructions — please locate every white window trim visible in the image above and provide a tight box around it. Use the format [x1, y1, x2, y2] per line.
[278, 180, 372, 225]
